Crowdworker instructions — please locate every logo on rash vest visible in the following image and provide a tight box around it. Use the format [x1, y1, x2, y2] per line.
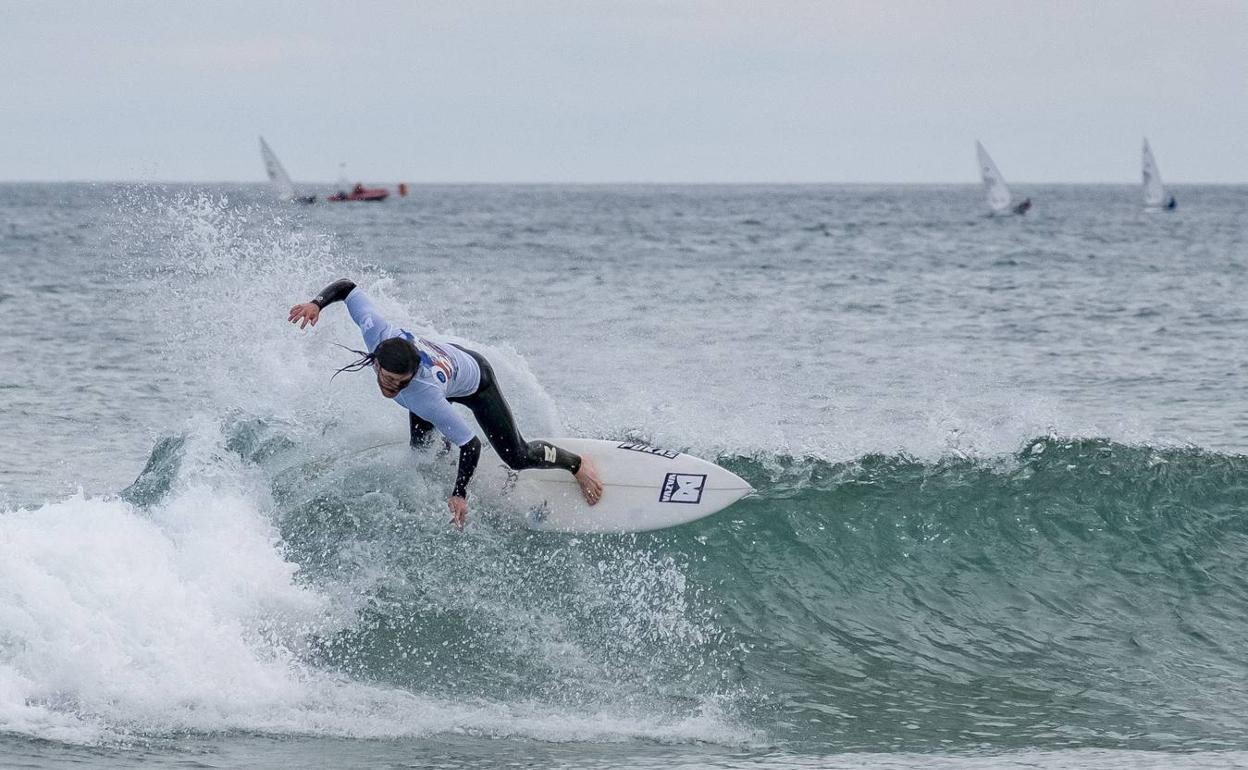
[543, 446, 557, 464]
[617, 442, 680, 460]
[659, 473, 706, 504]
[417, 340, 455, 386]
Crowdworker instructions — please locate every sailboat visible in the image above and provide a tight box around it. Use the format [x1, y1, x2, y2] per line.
[976, 141, 1030, 216]
[259, 137, 315, 204]
[1142, 139, 1177, 210]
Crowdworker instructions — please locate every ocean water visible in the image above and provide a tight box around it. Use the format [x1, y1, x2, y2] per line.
[2, 182, 1248, 769]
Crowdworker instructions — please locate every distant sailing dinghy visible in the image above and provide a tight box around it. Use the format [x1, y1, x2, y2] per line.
[976, 141, 1030, 216]
[1142, 139, 1177, 211]
[259, 137, 316, 204]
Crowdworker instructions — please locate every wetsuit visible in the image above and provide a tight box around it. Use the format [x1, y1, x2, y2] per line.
[312, 279, 581, 499]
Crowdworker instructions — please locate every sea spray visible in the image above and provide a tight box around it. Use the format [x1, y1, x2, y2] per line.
[2, 418, 752, 745]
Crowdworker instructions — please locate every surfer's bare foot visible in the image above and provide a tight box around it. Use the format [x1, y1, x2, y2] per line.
[575, 457, 603, 505]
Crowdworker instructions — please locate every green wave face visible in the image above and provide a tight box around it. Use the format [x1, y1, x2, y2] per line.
[126, 430, 1248, 752]
[703, 438, 1248, 751]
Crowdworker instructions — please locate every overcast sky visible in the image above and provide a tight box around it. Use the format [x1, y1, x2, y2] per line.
[3, 1, 1245, 183]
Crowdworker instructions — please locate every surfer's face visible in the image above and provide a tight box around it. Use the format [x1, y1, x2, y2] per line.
[374, 362, 414, 398]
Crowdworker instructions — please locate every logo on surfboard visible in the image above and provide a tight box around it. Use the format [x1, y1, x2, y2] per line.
[659, 473, 706, 504]
[528, 500, 550, 524]
[618, 442, 680, 460]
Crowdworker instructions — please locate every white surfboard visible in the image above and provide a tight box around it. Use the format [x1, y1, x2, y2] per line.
[341, 437, 753, 533]
[470, 438, 754, 533]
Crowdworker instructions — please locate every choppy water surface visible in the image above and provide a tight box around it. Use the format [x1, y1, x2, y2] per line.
[1, 183, 1247, 769]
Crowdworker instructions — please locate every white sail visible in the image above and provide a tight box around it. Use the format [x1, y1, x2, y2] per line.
[976, 141, 1013, 213]
[1141, 139, 1170, 209]
[259, 136, 296, 201]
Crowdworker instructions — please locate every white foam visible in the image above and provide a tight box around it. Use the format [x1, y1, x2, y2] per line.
[0, 477, 330, 740]
[0, 421, 748, 746]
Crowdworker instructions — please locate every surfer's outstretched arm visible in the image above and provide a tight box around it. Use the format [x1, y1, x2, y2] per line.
[289, 279, 397, 352]
[288, 278, 355, 329]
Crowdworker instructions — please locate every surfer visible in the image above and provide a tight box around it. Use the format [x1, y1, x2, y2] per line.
[288, 279, 603, 528]
[1012, 197, 1032, 215]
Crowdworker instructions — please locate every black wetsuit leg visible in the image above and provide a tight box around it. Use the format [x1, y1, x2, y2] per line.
[450, 347, 581, 475]
[409, 411, 437, 447]
[410, 410, 454, 458]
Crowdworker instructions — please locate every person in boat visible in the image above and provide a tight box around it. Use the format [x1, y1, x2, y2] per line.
[288, 279, 604, 528]
[352, 183, 365, 196]
[1012, 197, 1032, 215]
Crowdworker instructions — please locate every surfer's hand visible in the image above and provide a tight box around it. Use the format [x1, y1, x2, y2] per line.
[448, 495, 468, 529]
[288, 302, 320, 329]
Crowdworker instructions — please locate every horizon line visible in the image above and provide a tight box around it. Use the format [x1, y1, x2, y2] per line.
[0, 179, 1238, 187]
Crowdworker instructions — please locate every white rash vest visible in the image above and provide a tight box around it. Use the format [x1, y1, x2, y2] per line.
[344, 288, 482, 447]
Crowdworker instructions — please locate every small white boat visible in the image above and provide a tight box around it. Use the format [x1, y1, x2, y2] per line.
[259, 137, 315, 204]
[976, 141, 1030, 216]
[1142, 139, 1176, 210]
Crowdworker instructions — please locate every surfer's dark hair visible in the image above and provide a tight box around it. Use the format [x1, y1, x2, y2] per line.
[333, 337, 420, 379]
